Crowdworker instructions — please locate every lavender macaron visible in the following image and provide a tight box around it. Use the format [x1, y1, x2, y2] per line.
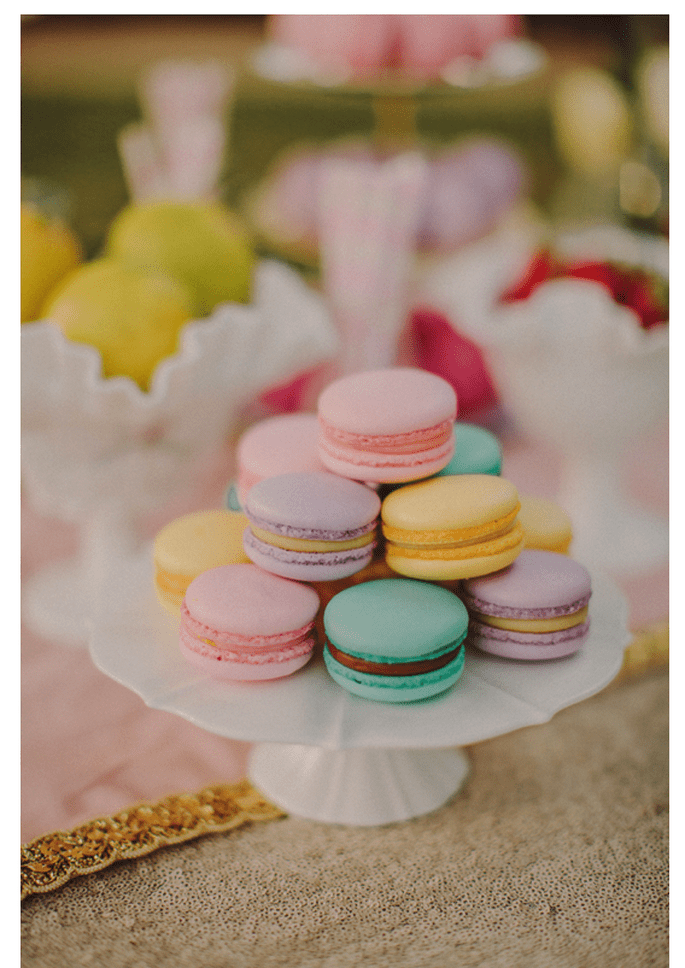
[460, 549, 592, 660]
[243, 471, 381, 581]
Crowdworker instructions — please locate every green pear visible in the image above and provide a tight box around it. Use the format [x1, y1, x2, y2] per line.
[106, 200, 256, 317]
[42, 258, 194, 391]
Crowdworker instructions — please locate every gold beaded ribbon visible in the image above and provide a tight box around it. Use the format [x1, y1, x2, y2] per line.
[21, 624, 668, 901]
[21, 779, 284, 901]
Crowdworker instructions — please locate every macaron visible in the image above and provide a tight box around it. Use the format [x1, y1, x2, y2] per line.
[180, 563, 320, 680]
[382, 475, 525, 581]
[224, 481, 243, 511]
[243, 471, 381, 581]
[517, 496, 573, 554]
[435, 422, 502, 477]
[153, 509, 251, 617]
[323, 578, 469, 703]
[317, 367, 457, 483]
[235, 413, 328, 506]
[461, 549, 592, 661]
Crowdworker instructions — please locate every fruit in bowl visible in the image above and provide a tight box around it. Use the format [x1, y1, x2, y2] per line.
[41, 257, 194, 390]
[105, 199, 256, 316]
[21, 203, 83, 323]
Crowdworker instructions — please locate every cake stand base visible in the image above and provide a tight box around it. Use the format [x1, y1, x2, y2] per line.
[249, 743, 470, 826]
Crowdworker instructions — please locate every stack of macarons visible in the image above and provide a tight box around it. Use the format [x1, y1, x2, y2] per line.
[152, 365, 590, 698]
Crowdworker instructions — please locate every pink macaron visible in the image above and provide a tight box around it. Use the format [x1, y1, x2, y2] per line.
[235, 413, 328, 506]
[317, 367, 457, 483]
[460, 549, 592, 661]
[180, 564, 320, 681]
[243, 471, 381, 581]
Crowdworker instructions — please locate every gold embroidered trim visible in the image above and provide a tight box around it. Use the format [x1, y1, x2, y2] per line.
[21, 779, 284, 901]
[20, 625, 668, 901]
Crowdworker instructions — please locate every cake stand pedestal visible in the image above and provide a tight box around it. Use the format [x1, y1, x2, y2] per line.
[89, 545, 629, 826]
[250, 744, 470, 826]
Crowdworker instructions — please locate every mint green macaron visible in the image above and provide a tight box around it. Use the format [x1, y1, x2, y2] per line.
[436, 423, 502, 477]
[323, 579, 468, 703]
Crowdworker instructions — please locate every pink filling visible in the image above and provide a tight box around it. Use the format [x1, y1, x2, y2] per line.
[319, 417, 454, 455]
[180, 600, 315, 654]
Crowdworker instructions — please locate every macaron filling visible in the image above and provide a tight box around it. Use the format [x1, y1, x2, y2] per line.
[468, 617, 590, 647]
[326, 639, 464, 676]
[243, 529, 375, 567]
[180, 599, 316, 654]
[319, 416, 454, 455]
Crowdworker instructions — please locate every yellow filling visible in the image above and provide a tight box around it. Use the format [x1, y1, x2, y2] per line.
[382, 506, 519, 550]
[155, 567, 194, 595]
[250, 526, 374, 554]
[474, 606, 588, 634]
[385, 520, 524, 560]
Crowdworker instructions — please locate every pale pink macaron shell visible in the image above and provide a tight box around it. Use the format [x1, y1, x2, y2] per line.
[180, 564, 320, 680]
[236, 413, 328, 504]
[317, 368, 457, 482]
[184, 563, 320, 638]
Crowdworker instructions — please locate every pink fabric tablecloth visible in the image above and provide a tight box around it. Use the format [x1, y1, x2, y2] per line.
[21, 422, 667, 844]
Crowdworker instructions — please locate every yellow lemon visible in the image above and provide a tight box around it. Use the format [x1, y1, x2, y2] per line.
[21, 204, 83, 323]
[106, 200, 255, 316]
[41, 258, 194, 391]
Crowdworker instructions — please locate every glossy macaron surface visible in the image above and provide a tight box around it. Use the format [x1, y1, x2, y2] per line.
[461, 550, 591, 618]
[317, 367, 457, 436]
[236, 413, 327, 501]
[317, 368, 457, 482]
[435, 423, 502, 477]
[183, 563, 320, 638]
[461, 550, 591, 661]
[382, 474, 519, 534]
[154, 509, 251, 615]
[323, 579, 468, 702]
[244, 471, 381, 539]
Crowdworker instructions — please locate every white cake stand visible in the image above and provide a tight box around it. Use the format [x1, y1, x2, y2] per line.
[89, 547, 629, 826]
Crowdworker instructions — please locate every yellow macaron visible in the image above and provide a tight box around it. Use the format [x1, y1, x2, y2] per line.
[382, 474, 524, 580]
[153, 509, 251, 617]
[517, 496, 573, 554]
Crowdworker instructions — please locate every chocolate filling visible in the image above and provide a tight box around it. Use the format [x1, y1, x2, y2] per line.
[326, 640, 461, 677]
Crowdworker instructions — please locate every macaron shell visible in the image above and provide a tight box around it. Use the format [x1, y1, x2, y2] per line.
[323, 578, 469, 661]
[180, 637, 314, 680]
[154, 509, 251, 576]
[236, 413, 327, 502]
[469, 632, 586, 662]
[183, 563, 320, 638]
[317, 367, 457, 436]
[436, 423, 502, 476]
[382, 475, 520, 532]
[245, 471, 381, 537]
[324, 643, 465, 703]
[462, 549, 592, 616]
[517, 496, 573, 554]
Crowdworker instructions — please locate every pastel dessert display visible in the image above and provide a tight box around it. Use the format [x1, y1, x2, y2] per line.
[382, 474, 524, 580]
[235, 413, 328, 506]
[269, 14, 520, 82]
[435, 422, 502, 477]
[317, 368, 457, 483]
[247, 137, 526, 265]
[105, 199, 256, 316]
[180, 563, 320, 680]
[21, 203, 83, 323]
[323, 578, 468, 703]
[461, 549, 592, 661]
[153, 509, 251, 617]
[517, 496, 573, 554]
[41, 257, 193, 390]
[243, 471, 382, 581]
